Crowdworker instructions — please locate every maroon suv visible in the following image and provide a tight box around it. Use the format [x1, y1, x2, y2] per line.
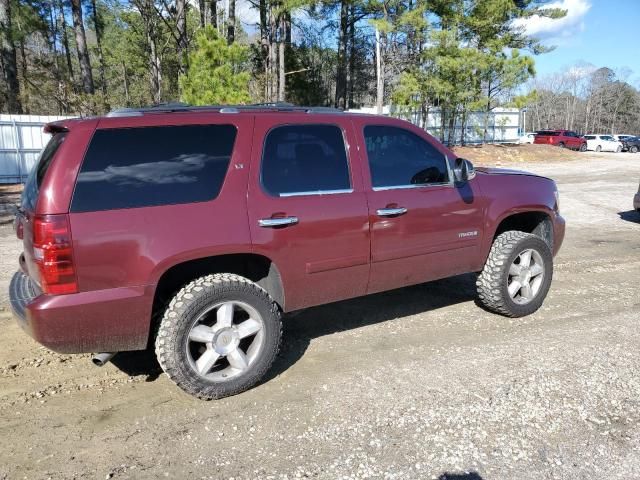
[534, 129, 587, 151]
[10, 104, 565, 399]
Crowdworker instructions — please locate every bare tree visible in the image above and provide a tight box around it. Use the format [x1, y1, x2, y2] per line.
[70, 0, 95, 94]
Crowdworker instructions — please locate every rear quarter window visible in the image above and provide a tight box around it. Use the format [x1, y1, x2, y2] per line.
[71, 124, 237, 212]
[21, 132, 67, 211]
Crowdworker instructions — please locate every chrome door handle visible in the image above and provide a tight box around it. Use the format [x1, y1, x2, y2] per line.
[258, 216, 299, 227]
[376, 207, 407, 217]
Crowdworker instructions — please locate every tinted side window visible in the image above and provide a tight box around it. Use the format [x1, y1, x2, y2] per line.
[21, 132, 67, 211]
[261, 124, 351, 196]
[363, 126, 449, 188]
[71, 124, 236, 212]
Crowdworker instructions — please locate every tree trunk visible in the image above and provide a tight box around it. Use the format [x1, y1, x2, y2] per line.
[278, 32, 284, 101]
[259, 0, 268, 101]
[0, 0, 22, 113]
[210, 0, 217, 28]
[90, 0, 108, 108]
[70, 0, 94, 94]
[198, 0, 205, 27]
[347, 4, 355, 109]
[268, 4, 277, 102]
[227, 0, 235, 44]
[176, 0, 187, 73]
[334, 0, 348, 109]
[375, 27, 383, 114]
[136, 0, 162, 104]
[59, 0, 74, 84]
[121, 60, 130, 106]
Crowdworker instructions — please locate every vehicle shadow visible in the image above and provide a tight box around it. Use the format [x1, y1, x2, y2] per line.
[618, 210, 640, 224]
[264, 272, 477, 382]
[110, 273, 478, 383]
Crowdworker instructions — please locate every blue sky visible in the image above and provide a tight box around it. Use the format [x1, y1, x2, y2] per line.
[518, 0, 640, 84]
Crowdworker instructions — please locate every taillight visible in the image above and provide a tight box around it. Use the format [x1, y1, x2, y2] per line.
[14, 215, 23, 239]
[33, 214, 78, 294]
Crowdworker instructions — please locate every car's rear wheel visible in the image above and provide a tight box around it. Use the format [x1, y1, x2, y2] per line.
[579, 143, 587, 152]
[616, 146, 622, 153]
[477, 231, 553, 317]
[155, 274, 282, 399]
[596, 145, 602, 152]
[631, 146, 639, 153]
[558, 142, 565, 148]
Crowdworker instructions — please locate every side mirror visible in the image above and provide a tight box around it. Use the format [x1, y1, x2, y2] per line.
[453, 157, 475, 184]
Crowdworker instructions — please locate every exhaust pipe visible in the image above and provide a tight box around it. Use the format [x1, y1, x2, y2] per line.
[92, 352, 117, 367]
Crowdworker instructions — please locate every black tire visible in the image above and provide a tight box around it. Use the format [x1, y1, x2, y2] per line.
[596, 145, 602, 152]
[616, 146, 622, 153]
[155, 274, 282, 399]
[579, 143, 587, 152]
[630, 146, 638, 153]
[558, 142, 565, 148]
[476, 231, 553, 317]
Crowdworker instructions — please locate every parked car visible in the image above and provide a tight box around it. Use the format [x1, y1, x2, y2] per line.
[612, 134, 635, 143]
[534, 130, 587, 151]
[10, 104, 565, 400]
[635, 180, 640, 212]
[584, 134, 623, 152]
[518, 132, 536, 144]
[621, 136, 640, 153]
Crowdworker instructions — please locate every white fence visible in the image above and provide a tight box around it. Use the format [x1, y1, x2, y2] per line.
[348, 106, 523, 144]
[0, 115, 73, 184]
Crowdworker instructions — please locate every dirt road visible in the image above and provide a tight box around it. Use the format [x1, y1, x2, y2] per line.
[1, 151, 639, 479]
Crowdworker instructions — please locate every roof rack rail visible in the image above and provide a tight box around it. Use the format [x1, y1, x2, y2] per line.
[106, 102, 344, 117]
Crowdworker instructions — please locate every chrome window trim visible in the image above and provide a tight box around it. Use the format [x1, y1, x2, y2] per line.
[372, 182, 451, 192]
[279, 188, 354, 197]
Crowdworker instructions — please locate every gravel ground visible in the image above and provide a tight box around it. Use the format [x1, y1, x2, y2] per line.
[0, 151, 639, 479]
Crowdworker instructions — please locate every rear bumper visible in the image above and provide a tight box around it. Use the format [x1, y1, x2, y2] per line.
[9, 271, 153, 354]
[634, 193, 640, 211]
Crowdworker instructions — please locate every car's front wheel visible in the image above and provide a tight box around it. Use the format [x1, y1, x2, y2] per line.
[477, 231, 553, 317]
[155, 274, 282, 399]
[630, 146, 639, 153]
[616, 146, 622, 153]
[579, 143, 587, 152]
[596, 145, 602, 152]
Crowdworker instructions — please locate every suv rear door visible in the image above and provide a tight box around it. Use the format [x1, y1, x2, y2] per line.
[353, 117, 484, 294]
[247, 115, 370, 311]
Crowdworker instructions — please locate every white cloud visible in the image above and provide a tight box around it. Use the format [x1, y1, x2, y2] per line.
[514, 0, 591, 41]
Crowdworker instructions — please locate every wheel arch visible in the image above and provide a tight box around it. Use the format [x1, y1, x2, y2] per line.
[483, 209, 554, 262]
[150, 253, 285, 341]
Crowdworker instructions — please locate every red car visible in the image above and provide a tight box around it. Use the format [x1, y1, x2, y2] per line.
[10, 104, 565, 399]
[534, 129, 587, 151]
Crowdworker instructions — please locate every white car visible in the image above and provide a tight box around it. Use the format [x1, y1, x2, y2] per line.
[518, 132, 536, 144]
[583, 134, 623, 153]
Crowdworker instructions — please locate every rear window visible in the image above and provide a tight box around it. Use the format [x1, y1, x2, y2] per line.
[21, 132, 67, 211]
[71, 124, 236, 212]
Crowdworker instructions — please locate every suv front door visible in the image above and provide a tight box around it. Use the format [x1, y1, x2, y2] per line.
[354, 119, 485, 294]
[248, 115, 370, 311]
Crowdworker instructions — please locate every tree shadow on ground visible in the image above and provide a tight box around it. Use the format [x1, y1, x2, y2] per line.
[618, 210, 640, 224]
[109, 273, 478, 383]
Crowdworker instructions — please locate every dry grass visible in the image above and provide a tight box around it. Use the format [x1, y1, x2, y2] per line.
[452, 143, 582, 167]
